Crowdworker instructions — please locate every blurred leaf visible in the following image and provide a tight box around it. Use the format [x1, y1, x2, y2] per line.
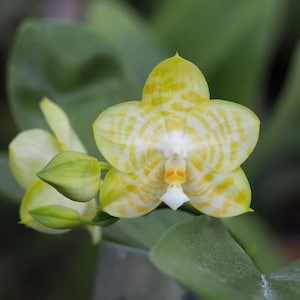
[0, 152, 23, 203]
[223, 214, 285, 273]
[268, 260, 300, 299]
[209, 0, 285, 108]
[150, 216, 263, 300]
[152, 0, 285, 107]
[104, 209, 192, 249]
[84, 0, 166, 95]
[248, 41, 300, 180]
[8, 20, 135, 155]
[9, 11, 165, 156]
[150, 216, 300, 300]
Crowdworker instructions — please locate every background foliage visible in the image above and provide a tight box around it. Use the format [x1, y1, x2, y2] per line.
[0, 0, 300, 299]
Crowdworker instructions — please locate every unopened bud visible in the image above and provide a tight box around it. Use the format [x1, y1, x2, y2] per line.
[37, 151, 101, 202]
[29, 205, 80, 229]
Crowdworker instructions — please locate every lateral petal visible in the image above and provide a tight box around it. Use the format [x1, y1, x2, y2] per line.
[93, 101, 166, 172]
[100, 154, 166, 218]
[185, 100, 260, 172]
[187, 168, 252, 217]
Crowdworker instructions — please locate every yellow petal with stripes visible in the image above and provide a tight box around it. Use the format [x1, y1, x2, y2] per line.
[185, 100, 260, 172]
[142, 54, 209, 116]
[93, 101, 166, 173]
[188, 167, 252, 217]
[183, 155, 216, 199]
[100, 154, 166, 218]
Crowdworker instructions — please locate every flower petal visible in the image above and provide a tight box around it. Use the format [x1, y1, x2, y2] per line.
[40, 98, 86, 152]
[142, 54, 209, 116]
[20, 180, 88, 234]
[100, 154, 166, 218]
[187, 168, 252, 217]
[93, 101, 166, 172]
[9, 129, 60, 189]
[185, 100, 260, 172]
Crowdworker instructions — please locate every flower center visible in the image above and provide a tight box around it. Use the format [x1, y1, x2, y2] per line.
[164, 153, 186, 185]
[160, 153, 190, 210]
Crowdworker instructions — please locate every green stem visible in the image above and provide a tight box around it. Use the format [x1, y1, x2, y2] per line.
[98, 161, 112, 170]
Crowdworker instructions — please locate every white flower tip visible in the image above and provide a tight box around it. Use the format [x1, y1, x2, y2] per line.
[160, 185, 189, 210]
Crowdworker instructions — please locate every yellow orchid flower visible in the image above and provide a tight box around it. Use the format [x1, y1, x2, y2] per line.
[9, 98, 101, 243]
[93, 54, 260, 218]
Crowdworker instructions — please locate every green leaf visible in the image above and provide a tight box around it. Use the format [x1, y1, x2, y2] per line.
[268, 260, 300, 299]
[84, 0, 166, 94]
[9, 15, 166, 156]
[223, 214, 285, 274]
[8, 20, 133, 155]
[0, 152, 23, 203]
[150, 216, 300, 300]
[247, 41, 300, 180]
[104, 209, 192, 249]
[152, 0, 285, 107]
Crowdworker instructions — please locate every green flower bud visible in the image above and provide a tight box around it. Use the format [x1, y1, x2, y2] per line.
[29, 205, 81, 229]
[37, 151, 101, 202]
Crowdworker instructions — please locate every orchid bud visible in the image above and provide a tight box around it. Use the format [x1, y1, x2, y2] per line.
[29, 205, 81, 229]
[37, 151, 101, 202]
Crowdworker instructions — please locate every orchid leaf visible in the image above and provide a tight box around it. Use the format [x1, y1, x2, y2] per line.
[222, 213, 285, 274]
[150, 216, 300, 300]
[8, 20, 129, 155]
[8, 17, 164, 156]
[152, 0, 285, 107]
[84, 0, 166, 94]
[247, 42, 300, 180]
[104, 209, 192, 249]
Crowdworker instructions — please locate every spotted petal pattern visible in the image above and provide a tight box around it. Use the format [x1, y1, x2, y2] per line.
[185, 100, 260, 172]
[100, 153, 166, 218]
[93, 101, 166, 173]
[142, 54, 210, 116]
[187, 168, 252, 217]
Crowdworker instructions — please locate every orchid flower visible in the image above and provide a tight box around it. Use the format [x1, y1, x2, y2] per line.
[9, 98, 101, 243]
[93, 54, 260, 218]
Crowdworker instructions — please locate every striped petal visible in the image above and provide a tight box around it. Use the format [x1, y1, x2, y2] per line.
[40, 98, 86, 152]
[9, 129, 60, 189]
[93, 101, 166, 173]
[20, 180, 88, 234]
[100, 154, 166, 218]
[187, 168, 252, 217]
[185, 100, 260, 172]
[142, 54, 209, 116]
